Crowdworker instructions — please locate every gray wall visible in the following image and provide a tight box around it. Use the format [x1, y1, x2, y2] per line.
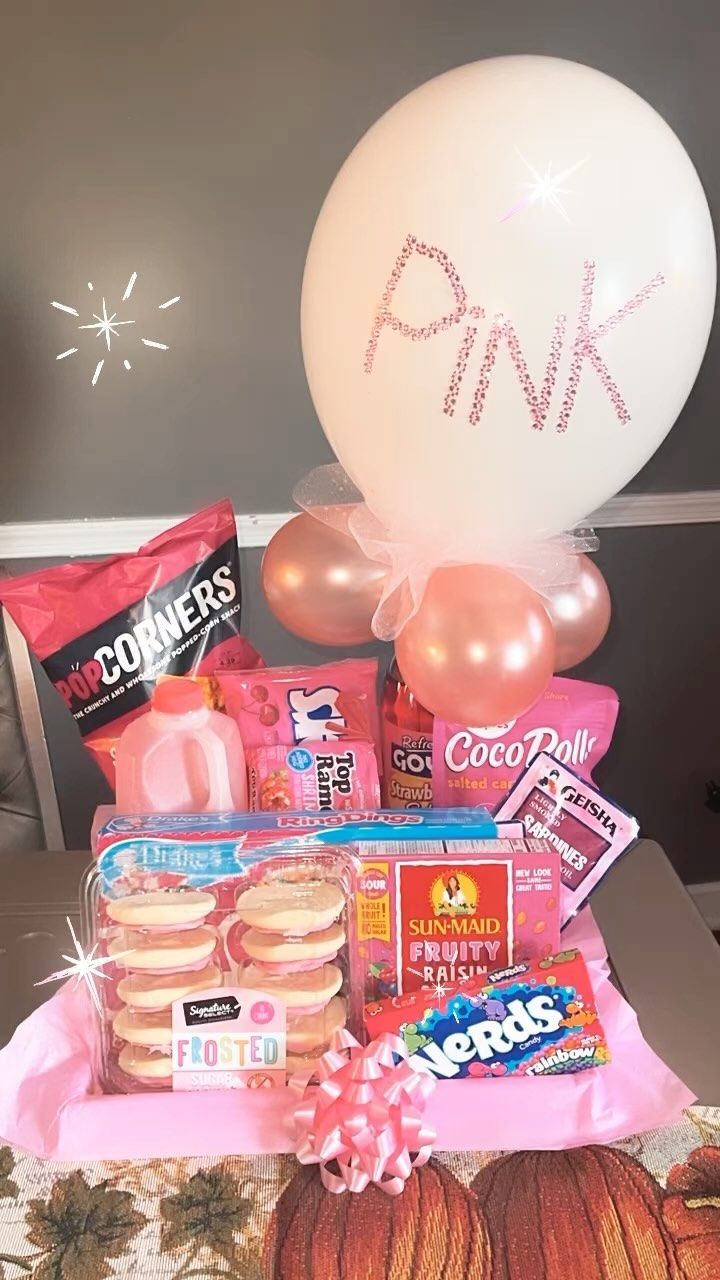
[3, 2, 720, 878]
[1, 0, 718, 518]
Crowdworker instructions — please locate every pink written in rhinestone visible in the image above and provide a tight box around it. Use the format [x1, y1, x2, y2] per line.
[468, 312, 567, 431]
[556, 260, 665, 432]
[363, 237, 666, 433]
[363, 234, 468, 375]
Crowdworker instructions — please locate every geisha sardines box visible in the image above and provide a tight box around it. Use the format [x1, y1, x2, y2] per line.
[356, 839, 560, 1004]
[364, 949, 610, 1080]
[494, 751, 639, 924]
[86, 838, 360, 1094]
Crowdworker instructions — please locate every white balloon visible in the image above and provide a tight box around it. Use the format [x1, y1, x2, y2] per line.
[302, 57, 716, 548]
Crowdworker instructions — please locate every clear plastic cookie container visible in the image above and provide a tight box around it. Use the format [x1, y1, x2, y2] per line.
[84, 834, 359, 1094]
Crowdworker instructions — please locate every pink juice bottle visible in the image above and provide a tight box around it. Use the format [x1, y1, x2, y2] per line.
[115, 677, 248, 813]
[381, 658, 433, 808]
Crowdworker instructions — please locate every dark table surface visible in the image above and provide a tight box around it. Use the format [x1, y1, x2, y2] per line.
[591, 838, 720, 1103]
[1, 838, 719, 1101]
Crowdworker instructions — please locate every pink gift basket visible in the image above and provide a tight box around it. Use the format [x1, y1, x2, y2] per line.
[0, 876, 692, 1161]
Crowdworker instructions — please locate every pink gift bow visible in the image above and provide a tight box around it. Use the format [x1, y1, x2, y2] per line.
[294, 463, 598, 641]
[288, 1028, 437, 1195]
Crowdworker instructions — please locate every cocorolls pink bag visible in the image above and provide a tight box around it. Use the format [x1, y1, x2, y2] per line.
[432, 677, 619, 814]
[0, 910, 692, 1160]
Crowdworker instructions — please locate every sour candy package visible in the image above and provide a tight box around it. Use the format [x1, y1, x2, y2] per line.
[247, 741, 380, 813]
[432, 676, 619, 814]
[217, 659, 381, 761]
[364, 949, 610, 1080]
[0, 501, 262, 784]
[495, 752, 639, 923]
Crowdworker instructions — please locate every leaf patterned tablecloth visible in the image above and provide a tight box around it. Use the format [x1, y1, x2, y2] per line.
[0, 1107, 719, 1278]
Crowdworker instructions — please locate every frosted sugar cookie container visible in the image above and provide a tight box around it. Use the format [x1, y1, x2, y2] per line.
[234, 868, 351, 1073]
[85, 834, 359, 1094]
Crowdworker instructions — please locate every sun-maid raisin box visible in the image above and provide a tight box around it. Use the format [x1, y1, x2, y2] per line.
[0, 501, 262, 785]
[356, 838, 560, 1002]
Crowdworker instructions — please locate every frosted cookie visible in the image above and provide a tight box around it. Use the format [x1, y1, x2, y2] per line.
[113, 1006, 172, 1047]
[108, 926, 217, 971]
[116, 963, 222, 1010]
[241, 920, 345, 972]
[237, 962, 343, 1015]
[106, 890, 215, 928]
[287, 996, 346, 1053]
[118, 1042, 172, 1081]
[235, 879, 345, 934]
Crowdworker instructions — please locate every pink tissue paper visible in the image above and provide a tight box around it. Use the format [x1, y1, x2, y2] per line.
[0, 910, 694, 1160]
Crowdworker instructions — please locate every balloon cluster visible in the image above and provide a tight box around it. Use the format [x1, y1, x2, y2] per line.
[263, 516, 610, 724]
[263, 56, 715, 726]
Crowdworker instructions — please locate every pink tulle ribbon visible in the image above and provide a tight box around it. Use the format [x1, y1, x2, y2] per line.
[293, 462, 598, 641]
[288, 1028, 437, 1195]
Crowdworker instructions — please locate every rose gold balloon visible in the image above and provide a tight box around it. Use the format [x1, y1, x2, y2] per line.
[545, 555, 611, 671]
[262, 513, 387, 646]
[395, 564, 555, 726]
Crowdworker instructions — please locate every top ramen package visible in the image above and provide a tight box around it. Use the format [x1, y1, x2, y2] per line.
[432, 676, 619, 814]
[217, 659, 381, 763]
[0, 501, 262, 785]
[246, 740, 381, 813]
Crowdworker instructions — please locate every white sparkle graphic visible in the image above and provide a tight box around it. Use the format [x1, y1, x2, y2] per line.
[432, 980, 448, 1004]
[79, 297, 136, 351]
[52, 300, 79, 316]
[52, 271, 180, 384]
[501, 150, 590, 224]
[34, 916, 128, 1015]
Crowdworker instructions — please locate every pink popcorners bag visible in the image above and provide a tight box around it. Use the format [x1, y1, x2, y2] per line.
[0, 910, 693, 1160]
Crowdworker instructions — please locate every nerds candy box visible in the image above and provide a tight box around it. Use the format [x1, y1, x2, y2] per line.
[364, 949, 609, 1080]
